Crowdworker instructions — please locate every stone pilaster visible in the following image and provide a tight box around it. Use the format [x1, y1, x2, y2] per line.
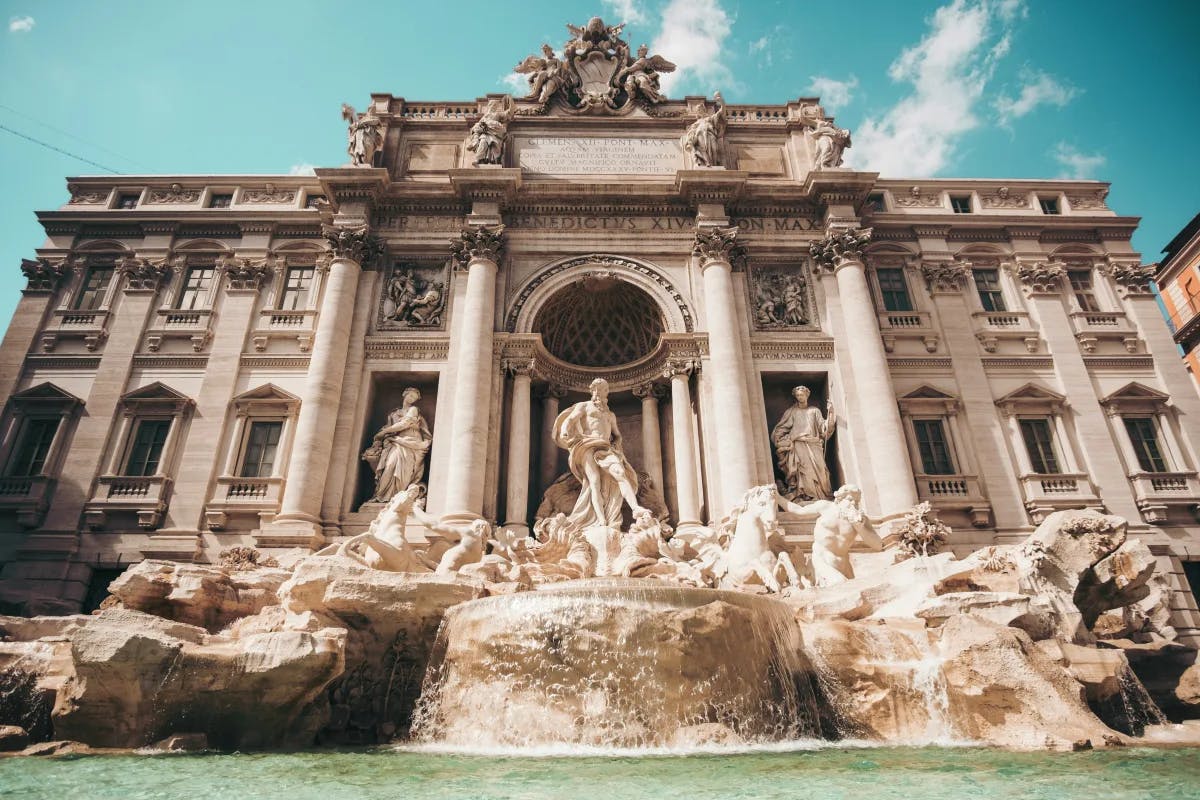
[811, 227, 918, 517]
[0, 258, 73, 403]
[442, 225, 504, 523]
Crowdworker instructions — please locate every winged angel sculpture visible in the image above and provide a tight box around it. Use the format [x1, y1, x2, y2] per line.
[514, 18, 675, 113]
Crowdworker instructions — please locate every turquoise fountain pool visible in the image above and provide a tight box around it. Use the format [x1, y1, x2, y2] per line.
[3, 745, 1200, 800]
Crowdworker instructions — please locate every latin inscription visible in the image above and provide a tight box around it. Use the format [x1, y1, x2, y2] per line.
[517, 137, 681, 175]
[376, 213, 816, 233]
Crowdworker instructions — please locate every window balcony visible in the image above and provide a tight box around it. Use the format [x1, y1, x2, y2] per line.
[1129, 471, 1200, 524]
[1167, 303, 1200, 351]
[1067, 310, 1139, 354]
[0, 475, 56, 528]
[876, 309, 938, 353]
[971, 310, 1040, 353]
[914, 474, 991, 527]
[40, 308, 112, 352]
[204, 475, 285, 530]
[251, 309, 318, 352]
[85, 474, 172, 530]
[144, 307, 214, 352]
[1017, 472, 1102, 523]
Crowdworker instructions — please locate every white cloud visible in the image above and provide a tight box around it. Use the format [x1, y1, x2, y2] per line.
[850, 0, 1022, 176]
[651, 0, 734, 96]
[288, 163, 317, 176]
[746, 25, 790, 68]
[499, 71, 528, 93]
[8, 15, 34, 33]
[749, 36, 769, 55]
[1052, 143, 1105, 179]
[604, 0, 647, 25]
[807, 75, 859, 113]
[994, 68, 1078, 123]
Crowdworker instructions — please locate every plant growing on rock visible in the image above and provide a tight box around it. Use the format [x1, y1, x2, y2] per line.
[895, 501, 951, 558]
[217, 546, 278, 571]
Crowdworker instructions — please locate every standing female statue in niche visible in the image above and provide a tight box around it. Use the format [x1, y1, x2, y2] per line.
[363, 387, 432, 502]
[771, 385, 835, 501]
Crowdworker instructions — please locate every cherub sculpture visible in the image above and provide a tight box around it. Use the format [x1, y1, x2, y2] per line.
[514, 44, 573, 105]
[340, 103, 383, 167]
[468, 95, 516, 166]
[617, 45, 676, 104]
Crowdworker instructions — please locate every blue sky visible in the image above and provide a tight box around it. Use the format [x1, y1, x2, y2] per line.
[1, 0, 1197, 326]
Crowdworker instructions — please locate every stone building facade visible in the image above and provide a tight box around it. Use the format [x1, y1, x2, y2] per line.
[1157, 211, 1200, 393]
[2, 19, 1200, 641]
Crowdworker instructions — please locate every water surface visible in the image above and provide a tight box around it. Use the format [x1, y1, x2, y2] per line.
[3, 745, 1199, 800]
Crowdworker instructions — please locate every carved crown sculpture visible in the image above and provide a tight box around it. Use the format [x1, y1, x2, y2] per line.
[451, 224, 506, 266]
[116, 254, 169, 291]
[692, 226, 746, 268]
[220, 253, 277, 291]
[921, 260, 970, 293]
[809, 227, 872, 271]
[323, 225, 384, 264]
[1104, 262, 1157, 294]
[1012, 261, 1066, 293]
[20, 257, 72, 292]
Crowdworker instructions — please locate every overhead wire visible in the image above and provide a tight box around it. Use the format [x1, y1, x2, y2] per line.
[0, 103, 149, 170]
[0, 122, 122, 174]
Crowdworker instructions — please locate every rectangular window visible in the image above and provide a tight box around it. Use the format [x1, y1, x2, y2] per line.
[74, 267, 114, 310]
[974, 269, 1007, 312]
[176, 266, 215, 310]
[208, 193, 233, 209]
[1068, 270, 1100, 312]
[239, 421, 283, 478]
[7, 418, 60, 477]
[876, 268, 913, 311]
[115, 193, 139, 209]
[865, 193, 886, 213]
[950, 195, 973, 214]
[913, 419, 956, 475]
[1039, 196, 1061, 215]
[1124, 417, 1169, 473]
[123, 419, 171, 477]
[279, 266, 314, 310]
[1019, 418, 1061, 474]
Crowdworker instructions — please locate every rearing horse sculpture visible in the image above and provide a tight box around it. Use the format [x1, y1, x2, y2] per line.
[719, 484, 802, 592]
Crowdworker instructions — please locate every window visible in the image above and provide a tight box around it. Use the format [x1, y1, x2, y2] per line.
[913, 419, 956, 475]
[280, 266, 314, 310]
[1068, 270, 1100, 312]
[75, 267, 113, 310]
[1019, 418, 1061, 474]
[865, 193, 886, 213]
[974, 269, 1007, 312]
[115, 193, 139, 209]
[305, 194, 327, 209]
[950, 195, 972, 214]
[176, 266, 215, 310]
[239, 420, 283, 478]
[7, 418, 60, 477]
[1123, 417, 1169, 473]
[876, 268, 913, 311]
[208, 193, 233, 209]
[123, 419, 172, 477]
[1039, 196, 1061, 215]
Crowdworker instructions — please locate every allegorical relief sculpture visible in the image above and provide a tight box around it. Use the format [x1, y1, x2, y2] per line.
[680, 92, 727, 167]
[381, 265, 446, 328]
[468, 95, 516, 165]
[553, 378, 648, 530]
[753, 269, 810, 329]
[772, 386, 835, 501]
[778, 485, 882, 586]
[340, 103, 383, 167]
[515, 18, 677, 113]
[362, 387, 432, 503]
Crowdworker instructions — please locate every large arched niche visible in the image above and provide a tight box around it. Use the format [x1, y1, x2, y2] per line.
[506, 254, 693, 337]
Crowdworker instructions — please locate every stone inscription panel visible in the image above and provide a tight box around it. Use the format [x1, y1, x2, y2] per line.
[516, 137, 681, 175]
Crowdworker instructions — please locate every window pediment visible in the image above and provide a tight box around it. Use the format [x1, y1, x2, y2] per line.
[996, 383, 1066, 415]
[8, 382, 85, 413]
[120, 382, 195, 414]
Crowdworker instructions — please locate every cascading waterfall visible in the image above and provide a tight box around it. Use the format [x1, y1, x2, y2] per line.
[409, 578, 823, 749]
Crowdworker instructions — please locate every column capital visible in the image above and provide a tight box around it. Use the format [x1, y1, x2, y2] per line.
[1100, 261, 1157, 296]
[219, 252, 277, 292]
[1010, 260, 1065, 295]
[633, 381, 666, 400]
[451, 224, 505, 268]
[663, 357, 699, 378]
[20, 256, 74, 293]
[323, 224, 383, 264]
[920, 259, 970, 293]
[117, 253, 170, 292]
[535, 383, 568, 400]
[692, 225, 746, 269]
[809, 226, 872, 273]
[502, 357, 535, 377]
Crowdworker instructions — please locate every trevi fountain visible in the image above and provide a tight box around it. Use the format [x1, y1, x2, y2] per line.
[2, 13, 1200, 800]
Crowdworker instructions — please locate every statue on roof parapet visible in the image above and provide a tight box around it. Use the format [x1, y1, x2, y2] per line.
[341, 103, 383, 167]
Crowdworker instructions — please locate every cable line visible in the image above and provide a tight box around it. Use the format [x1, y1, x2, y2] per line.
[0, 103, 149, 169]
[0, 122, 121, 173]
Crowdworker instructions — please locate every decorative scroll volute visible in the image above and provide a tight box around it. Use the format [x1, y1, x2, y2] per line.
[323, 224, 384, 264]
[809, 227, 872, 272]
[20, 257, 73, 293]
[451, 224, 506, 267]
[117, 254, 170, 291]
[1011, 261, 1065, 294]
[692, 226, 746, 268]
[921, 260, 970, 293]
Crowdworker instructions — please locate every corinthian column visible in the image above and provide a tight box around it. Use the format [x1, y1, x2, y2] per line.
[442, 225, 505, 523]
[537, 384, 567, 492]
[693, 226, 759, 510]
[811, 227, 918, 516]
[273, 226, 380, 540]
[633, 381, 666, 499]
[503, 359, 534, 534]
[666, 358, 703, 531]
